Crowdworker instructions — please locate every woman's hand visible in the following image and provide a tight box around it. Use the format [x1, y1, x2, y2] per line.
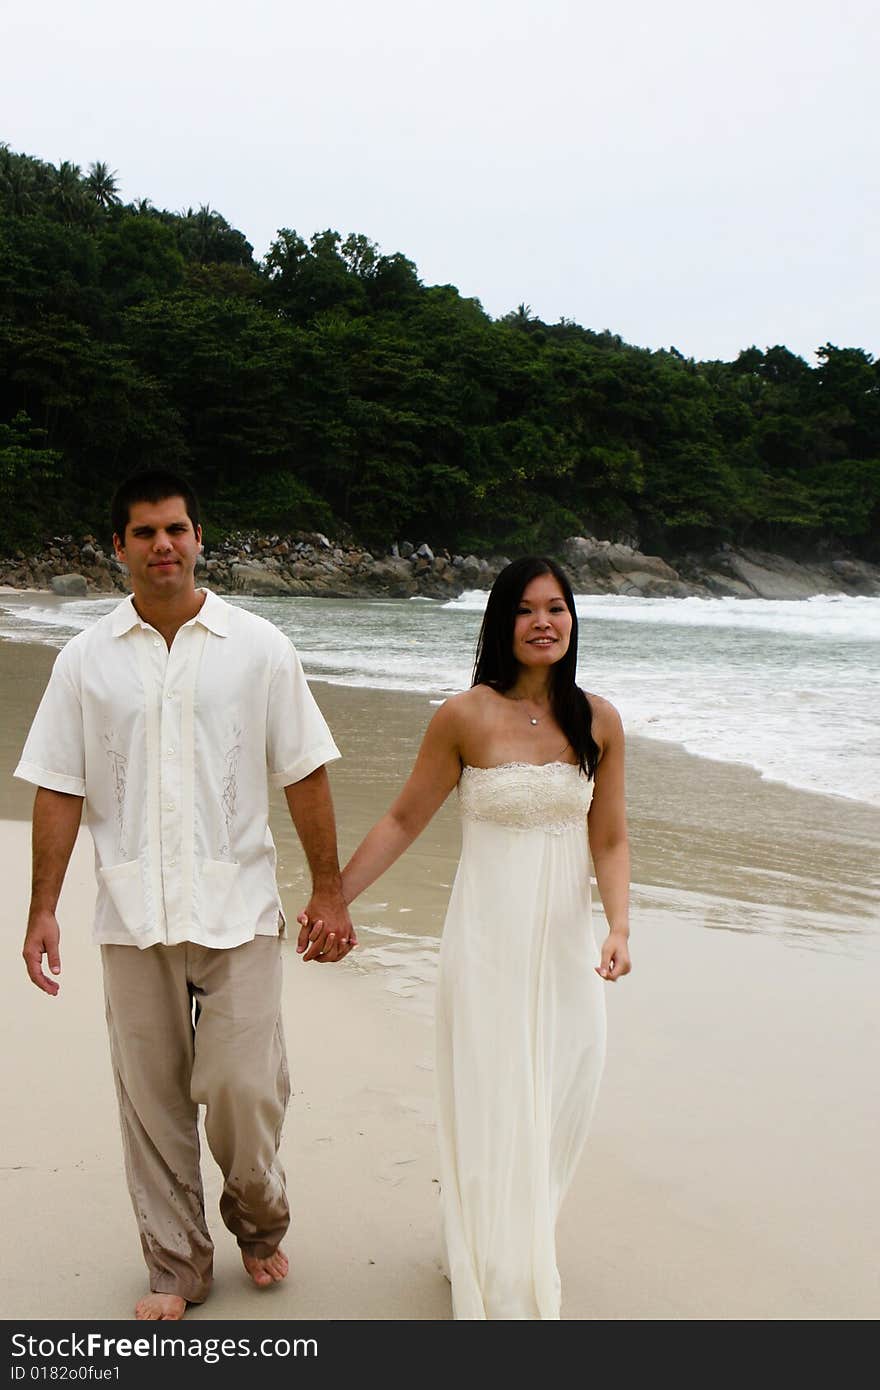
[595, 929, 631, 982]
[295, 906, 356, 963]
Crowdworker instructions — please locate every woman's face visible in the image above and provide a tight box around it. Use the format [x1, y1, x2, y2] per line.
[512, 573, 573, 670]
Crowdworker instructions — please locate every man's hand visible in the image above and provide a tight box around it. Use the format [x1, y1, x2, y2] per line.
[296, 891, 357, 964]
[24, 787, 82, 996]
[284, 766, 354, 963]
[23, 909, 62, 995]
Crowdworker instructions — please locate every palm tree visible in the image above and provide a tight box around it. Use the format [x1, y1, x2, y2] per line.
[53, 161, 86, 222]
[193, 203, 218, 261]
[499, 303, 537, 330]
[86, 161, 120, 208]
[0, 146, 38, 215]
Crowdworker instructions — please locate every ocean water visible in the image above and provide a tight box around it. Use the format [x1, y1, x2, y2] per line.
[1, 588, 878, 809]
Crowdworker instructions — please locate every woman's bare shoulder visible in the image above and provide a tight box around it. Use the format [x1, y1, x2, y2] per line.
[427, 686, 485, 733]
[582, 691, 624, 741]
[440, 684, 500, 710]
[583, 689, 620, 716]
[429, 686, 497, 737]
[433, 687, 484, 711]
[463, 682, 504, 705]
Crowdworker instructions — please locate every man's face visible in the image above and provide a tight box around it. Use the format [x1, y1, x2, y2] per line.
[113, 496, 202, 601]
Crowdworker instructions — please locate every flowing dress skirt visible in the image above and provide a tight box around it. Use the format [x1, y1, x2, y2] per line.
[435, 763, 606, 1320]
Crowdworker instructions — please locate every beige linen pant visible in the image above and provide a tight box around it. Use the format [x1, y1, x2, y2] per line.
[101, 935, 290, 1303]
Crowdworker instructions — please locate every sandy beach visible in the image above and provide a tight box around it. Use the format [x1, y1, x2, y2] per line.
[2, 637, 878, 1320]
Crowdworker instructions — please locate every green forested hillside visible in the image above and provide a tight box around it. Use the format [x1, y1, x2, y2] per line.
[2, 144, 878, 557]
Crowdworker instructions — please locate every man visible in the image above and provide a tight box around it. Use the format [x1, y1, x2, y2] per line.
[16, 469, 354, 1321]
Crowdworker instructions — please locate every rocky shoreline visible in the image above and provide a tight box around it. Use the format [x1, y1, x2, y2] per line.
[2, 531, 879, 602]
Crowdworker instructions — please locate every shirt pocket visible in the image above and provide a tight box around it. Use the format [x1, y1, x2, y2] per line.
[199, 859, 250, 937]
[98, 859, 149, 936]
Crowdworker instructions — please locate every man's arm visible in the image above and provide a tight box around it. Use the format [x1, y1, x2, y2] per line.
[284, 765, 354, 964]
[23, 787, 84, 996]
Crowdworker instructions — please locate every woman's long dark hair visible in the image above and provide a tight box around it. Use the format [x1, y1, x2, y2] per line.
[472, 556, 599, 779]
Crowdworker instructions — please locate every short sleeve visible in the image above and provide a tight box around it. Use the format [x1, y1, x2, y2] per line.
[14, 645, 87, 796]
[266, 640, 340, 788]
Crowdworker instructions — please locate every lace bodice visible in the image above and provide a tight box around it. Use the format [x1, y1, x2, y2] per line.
[458, 761, 593, 834]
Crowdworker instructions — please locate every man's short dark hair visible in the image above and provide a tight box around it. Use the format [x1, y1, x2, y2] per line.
[111, 470, 201, 540]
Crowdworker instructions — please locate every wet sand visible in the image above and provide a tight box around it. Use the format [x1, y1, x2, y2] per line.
[1, 638, 878, 1320]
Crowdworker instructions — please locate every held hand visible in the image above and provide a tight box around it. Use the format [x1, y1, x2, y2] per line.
[296, 894, 357, 964]
[595, 929, 631, 983]
[23, 909, 62, 996]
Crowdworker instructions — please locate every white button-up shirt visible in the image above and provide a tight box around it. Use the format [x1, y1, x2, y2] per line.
[15, 590, 340, 950]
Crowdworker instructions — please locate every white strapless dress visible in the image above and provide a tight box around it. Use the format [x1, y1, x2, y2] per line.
[435, 761, 606, 1320]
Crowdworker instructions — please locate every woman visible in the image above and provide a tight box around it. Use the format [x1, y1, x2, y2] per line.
[304, 556, 631, 1319]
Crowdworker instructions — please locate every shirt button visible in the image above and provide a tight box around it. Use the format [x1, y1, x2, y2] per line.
[166, 747, 175, 756]
[165, 802, 175, 811]
[165, 691, 176, 700]
[153, 639, 162, 649]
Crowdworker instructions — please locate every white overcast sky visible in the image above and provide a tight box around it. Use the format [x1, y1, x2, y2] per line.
[4, 0, 877, 362]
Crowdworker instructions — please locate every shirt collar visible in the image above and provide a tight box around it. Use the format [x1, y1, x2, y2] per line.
[110, 589, 229, 639]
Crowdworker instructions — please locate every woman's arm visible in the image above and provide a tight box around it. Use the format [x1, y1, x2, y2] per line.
[587, 699, 632, 982]
[341, 699, 464, 905]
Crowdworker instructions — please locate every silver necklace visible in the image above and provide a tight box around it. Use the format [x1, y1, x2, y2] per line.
[508, 695, 548, 726]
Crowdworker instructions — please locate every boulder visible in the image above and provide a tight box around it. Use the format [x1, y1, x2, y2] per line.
[84, 568, 116, 593]
[620, 572, 694, 597]
[287, 560, 321, 580]
[31, 563, 53, 589]
[51, 573, 88, 597]
[578, 551, 614, 578]
[715, 548, 830, 600]
[561, 535, 599, 565]
[230, 563, 292, 596]
[829, 559, 880, 595]
[563, 535, 681, 585]
[459, 555, 483, 586]
[561, 536, 614, 578]
[606, 547, 680, 581]
[366, 559, 418, 597]
[608, 575, 643, 596]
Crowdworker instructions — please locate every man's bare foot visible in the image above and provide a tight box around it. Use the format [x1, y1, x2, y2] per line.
[135, 1293, 187, 1320]
[242, 1247, 289, 1288]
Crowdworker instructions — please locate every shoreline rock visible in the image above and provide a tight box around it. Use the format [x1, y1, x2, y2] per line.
[561, 537, 880, 600]
[1, 531, 878, 603]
